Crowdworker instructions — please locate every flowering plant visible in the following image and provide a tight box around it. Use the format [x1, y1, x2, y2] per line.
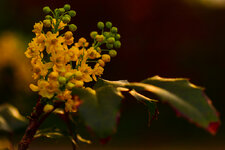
[0, 4, 220, 150]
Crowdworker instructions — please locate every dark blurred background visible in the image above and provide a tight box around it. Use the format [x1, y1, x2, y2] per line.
[0, 0, 225, 149]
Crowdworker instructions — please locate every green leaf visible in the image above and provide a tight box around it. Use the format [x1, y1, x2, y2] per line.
[129, 76, 220, 134]
[95, 79, 159, 123]
[96, 76, 220, 134]
[72, 86, 123, 138]
[129, 90, 158, 124]
[0, 103, 28, 133]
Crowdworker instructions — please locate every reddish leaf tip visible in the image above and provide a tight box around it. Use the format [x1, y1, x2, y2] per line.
[207, 122, 220, 135]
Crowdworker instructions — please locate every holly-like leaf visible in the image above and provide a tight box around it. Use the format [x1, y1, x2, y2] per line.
[97, 77, 220, 134]
[95, 79, 159, 123]
[0, 103, 28, 133]
[129, 90, 158, 124]
[128, 76, 220, 134]
[72, 86, 123, 138]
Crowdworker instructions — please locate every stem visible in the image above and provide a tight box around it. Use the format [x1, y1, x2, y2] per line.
[18, 99, 63, 150]
[58, 112, 78, 150]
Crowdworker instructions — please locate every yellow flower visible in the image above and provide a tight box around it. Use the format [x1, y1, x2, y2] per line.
[52, 19, 67, 30]
[75, 37, 89, 47]
[37, 33, 46, 43]
[102, 54, 111, 63]
[95, 35, 105, 42]
[65, 96, 82, 112]
[29, 84, 39, 92]
[57, 89, 72, 101]
[98, 59, 105, 67]
[78, 63, 93, 82]
[65, 31, 73, 40]
[48, 71, 59, 81]
[25, 37, 45, 58]
[87, 47, 101, 59]
[65, 46, 80, 62]
[92, 63, 104, 81]
[64, 31, 74, 45]
[70, 79, 84, 87]
[32, 22, 43, 36]
[37, 79, 59, 99]
[31, 58, 53, 79]
[45, 31, 64, 54]
[51, 52, 68, 73]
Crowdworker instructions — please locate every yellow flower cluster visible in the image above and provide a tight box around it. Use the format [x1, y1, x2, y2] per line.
[0, 32, 32, 91]
[25, 4, 121, 112]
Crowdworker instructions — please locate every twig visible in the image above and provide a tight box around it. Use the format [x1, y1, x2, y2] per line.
[58, 111, 78, 150]
[18, 99, 63, 150]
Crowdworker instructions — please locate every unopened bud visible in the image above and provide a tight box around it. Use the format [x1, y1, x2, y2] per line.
[109, 50, 117, 57]
[69, 24, 77, 32]
[68, 10, 76, 17]
[43, 6, 51, 14]
[114, 41, 121, 49]
[105, 21, 112, 29]
[97, 21, 104, 30]
[90, 31, 98, 39]
[43, 20, 51, 27]
[58, 76, 67, 84]
[102, 54, 111, 63]
[107, 37, 115, 44]
[64, 4, 71, 11]
[43, 104, 54, 113]
[111, 27, 118, 33]
[66, 82, 75, 89]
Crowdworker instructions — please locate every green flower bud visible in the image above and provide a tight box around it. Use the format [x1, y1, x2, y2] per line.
[107, 37, 115, 44]
[64, 14, 71, 20]
[106, 21, 112, 29]
[97, 21, 104, 30]
[90, 31, 98, 39]
[109, 50, 117, 57]
[54, 8, 60, 14]
[62, 16, 71, 23]
[43, 6, 51, 14]
[43, 20, 51, 28]
[66, 82, 75, 90]
[106, 43, 114, 49]
[59, 8, 65, 13]
[64, 4, 71, 11]
[69, 24, 77, 32]
[115, 34, 121, 40]
[68, 10, 76, 17]
[103, 32, 110, 38]
[45, 15, 52, 20]
[58, 76, 67, 84]
[114, 41, 121, 49]
[111, 27, 118, 33]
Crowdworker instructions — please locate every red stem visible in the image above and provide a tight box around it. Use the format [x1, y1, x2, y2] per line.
[18, 99, 63, 150]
